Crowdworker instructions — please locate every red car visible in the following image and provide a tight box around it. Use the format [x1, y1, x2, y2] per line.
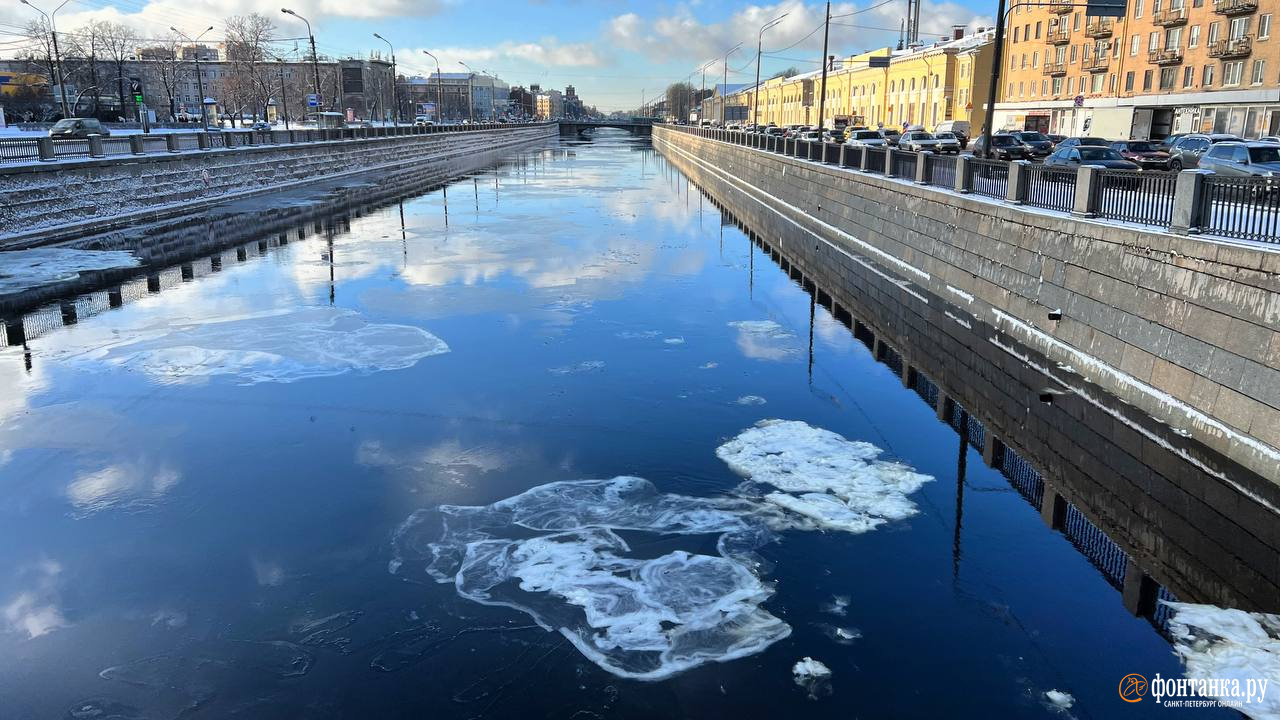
[1109, 140, 1172, 170]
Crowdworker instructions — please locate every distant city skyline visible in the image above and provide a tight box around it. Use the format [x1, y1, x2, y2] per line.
[0, 0, 991, 111]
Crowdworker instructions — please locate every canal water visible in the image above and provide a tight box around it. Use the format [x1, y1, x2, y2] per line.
[0, 129, 1271, 719]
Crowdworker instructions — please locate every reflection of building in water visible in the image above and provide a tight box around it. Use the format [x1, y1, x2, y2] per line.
[693, 176, 1277, 626]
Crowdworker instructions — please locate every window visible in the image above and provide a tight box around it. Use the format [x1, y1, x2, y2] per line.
[1189, 25, 1201, 47]
[1042, 79, 1048, 94]
[1150, 32, 1160, 52]
[1014, 27, 1021, 43]
[1229, 17, 1250, 39]
[1125, 70, 1135, 90]
[1074, 12, 1081, 30]
[1071, 45, 1078, 62]
[1135, 0, 1144, 17]
[1091, 74, 1105, 92]
[1036, 21, 1043, 38]
[1208, 21, 1221, 44]
[1143, 69, 1153, 90]
[1021, 53, 1027, 69]
[1202, 64, 1214, 85]
[1251, 58, 1266, 83]
[1025, 23, 1031, 40]
[1008, 82, 1015, 97]
[1159, 67, 1177, 89]
[1183, 65, 1194, 87]
[1130, 34, 1141, 55]
[1166, 27, 1183, 49]
[1154, 0, 1162, 10]
[1260, 14, 1272, 39]
[1019, 81, 1025, 97]
[1067, 77, 1074, 93]
[1033, 51, 1040, 67]
[1223, 60, 1244, 85]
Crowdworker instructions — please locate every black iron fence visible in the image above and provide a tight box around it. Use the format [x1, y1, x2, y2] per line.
[1199, 175, 1280, 243]
[1025, 164, 1077, 212]
[927, 153, 957, 188]
[1096, 168, 1178, 226]
[865, 147, 886, 173]
[0, 121, 550, 166]
[970, 158, 1009, 200]
[890, 149, 917, 179]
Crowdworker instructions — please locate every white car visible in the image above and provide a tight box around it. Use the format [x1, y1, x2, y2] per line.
[844, 129, 888, 147]
[414, 115, 434, 126]
[899, 131, 941, 152]
[797, 130, 823, 143]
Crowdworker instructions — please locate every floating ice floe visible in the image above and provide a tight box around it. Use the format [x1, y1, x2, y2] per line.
[77, 307, 448, 385]
[1165, 602, 1280, 720]
[699, 362, 719, 370]
[392, 420, 932, 681]
[822, 595, 851, 617]
[1044, 690, 1074, 709]
[735, 395, 767, 406]
[727, 320, 800, 362]
[792, 657, 833, 699]
[0, 248, 139, 296]
[548, 360, 606, 375]
[663, 337, 686, 345]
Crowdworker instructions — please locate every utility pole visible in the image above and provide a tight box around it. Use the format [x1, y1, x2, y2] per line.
[277, 58, 290, 129]
[423, 51, 442, 122]
[171, 25, 213, 129]
[816, 2, 831, 134]
[722, 43, 741, 125]
[753, 13, 788, 129]
[459, 61, 476, 122]
[20, 0, 70, 117]
[980, 0, 1008, 158]
[282, 9, 322, 112]
[373, 33, 398, 124]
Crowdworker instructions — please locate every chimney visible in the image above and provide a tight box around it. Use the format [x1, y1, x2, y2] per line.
[953, 25, 965, 40]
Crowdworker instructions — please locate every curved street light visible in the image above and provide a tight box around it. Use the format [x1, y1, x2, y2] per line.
[422, 50, 443, 122]
[372, 32, 399, 125]
[171, 25, 214, 129]
[753, 13, 789, 128]
[281, 8, 322, 110]
[20, 0, 71, 117]
[458, 60, 476, 123]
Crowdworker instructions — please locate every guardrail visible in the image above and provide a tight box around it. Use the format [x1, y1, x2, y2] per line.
[0, 122, 550, 167]
[660, 125, 1276, 244]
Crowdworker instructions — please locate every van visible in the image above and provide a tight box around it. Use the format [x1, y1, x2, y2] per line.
[934, 120, 970, 147]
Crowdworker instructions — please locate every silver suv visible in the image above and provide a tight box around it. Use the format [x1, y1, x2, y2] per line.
[1199, 141, 1280, 181]
[1167, 133, 1242, 170]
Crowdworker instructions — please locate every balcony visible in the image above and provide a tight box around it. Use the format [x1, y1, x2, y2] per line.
[1046, 28, 1071, 44]
[1049, 0, 1073, 13]
[1148, 47, 1184, 64]
[1153, 7, 1189, 25]
[1213, 0, 1257, 15]
[1085, 19, 1114, 37]
[1043, 60, 1068, 76]
[1207, 35, 1253, 57]
[1083, 55, 1110, 72]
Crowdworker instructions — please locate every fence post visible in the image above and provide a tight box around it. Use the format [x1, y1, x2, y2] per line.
[88, 136, 104, 158]
[860, 145, 872, 172]
[130, 135, 146, 155]
[1170, 169, 1211, 235]
[37, 136, 54, 161]
[166, 134, 180, 153]
[1072, 164, 1103, 217]
[916, 151, 931, 184]
[1007, 159, 1031, 204]
[955, 155, 974, 193]
[198, 132, 211, 150]
[884, 147, 896, 177]
[839, 144, 848, 167]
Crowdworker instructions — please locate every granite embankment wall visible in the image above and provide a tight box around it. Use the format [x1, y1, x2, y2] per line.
[0, 124, 558, 248]
[654, 126, 1280, 485]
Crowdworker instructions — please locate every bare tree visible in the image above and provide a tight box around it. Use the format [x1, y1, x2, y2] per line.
[64, 20, 109, 116]
[99, 21, 139, 120]
[665, 82, 695, 122]
[138, 33, 185, 120]
[224, 13, 276, 124]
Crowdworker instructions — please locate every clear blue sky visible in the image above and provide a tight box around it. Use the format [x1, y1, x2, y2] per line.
[1, 1, 992, 111]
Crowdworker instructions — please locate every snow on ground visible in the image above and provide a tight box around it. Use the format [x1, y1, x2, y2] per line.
[390, 421, 932, 681]
[1165, 602, 1280, 720]
[0, 248, 139, 295]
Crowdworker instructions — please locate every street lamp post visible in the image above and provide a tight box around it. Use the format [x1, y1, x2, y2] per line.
[171, 25, 213, 129]
[20, 0, 70, 117]
[281, 8, 322, 112]
[753, 13, 789, 129]
[372, 32, 398, 125]
[458, 61, 477, 122]
[276, 57, 290, 129]
[423, 50, 442, 122]
[722, 42, 742, 126]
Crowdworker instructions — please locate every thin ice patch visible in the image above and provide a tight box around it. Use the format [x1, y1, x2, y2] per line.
[77, 307, 448, 385]
[0, 248, 140, 295]
[548, 361, 606, 375]
[716, 420, 933, 532]
[393, 423, 932, 682]
[735, 395, 767, 406]
[792, 657, 833, 699]
[727, 320, 800, 361]
[1165, 602, 1280, 720]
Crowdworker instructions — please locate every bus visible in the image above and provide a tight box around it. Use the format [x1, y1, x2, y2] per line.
[306, 112, 347, 129]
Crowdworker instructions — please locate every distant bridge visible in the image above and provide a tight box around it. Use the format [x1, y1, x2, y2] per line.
[557, 119, 653, 137]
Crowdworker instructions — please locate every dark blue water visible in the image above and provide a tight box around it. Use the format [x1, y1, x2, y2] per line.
[0, 131, 1241, 719]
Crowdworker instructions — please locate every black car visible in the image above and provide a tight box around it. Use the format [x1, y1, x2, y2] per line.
[1044, 145, 1139, 170]
[1014, 131, 1054, 157]
[970, 133, 1029, 160]
[1055, 136, 1111, 150]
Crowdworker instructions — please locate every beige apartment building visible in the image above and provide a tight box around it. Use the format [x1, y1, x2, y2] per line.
[993, 0, 1279, 138]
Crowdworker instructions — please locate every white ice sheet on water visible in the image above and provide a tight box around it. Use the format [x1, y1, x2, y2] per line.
[1165, 602, 1280, 720]
[391, 420, 934, 681]
[75, 307, 448, 385]
[0, 248, 140, 295]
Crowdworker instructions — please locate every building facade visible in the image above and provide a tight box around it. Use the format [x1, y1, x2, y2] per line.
[994, 0, 1280, 138]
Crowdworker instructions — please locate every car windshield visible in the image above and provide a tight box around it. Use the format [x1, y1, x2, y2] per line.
[853, 131, 881, 140]
[1079, 138, 1109, 146]
[991, 135, 1018, 146]
[1018, 132, 1048, 141]
[51, 119, 80, 129]
[1248, 146, 1280, 163]
[936, 132, 955, 139]
[1125, 141, 1159, 152]
[881, 130, 900, 137]
[911, 133, 934, 140]
[1079, 147, 1124, 161]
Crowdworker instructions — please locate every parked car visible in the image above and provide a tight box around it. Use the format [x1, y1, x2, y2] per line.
[1044, 145, 1139, 170]
[1257, 136, 1280, 144]
[1198, 142, 1280, 185]
[879, 128, 902, 146]
[1054, 136, 1111, 150]
[932, 131, 963, 153]
[49, 118, 110, 138]
[764, 126, 786, 137]
[1107, 140, 1171, 170]
[1013, 131, 1054, 157]
[897, 131, 939, 152]
[970, 133, 1029, 160]
[1046, 133, 1067, 145]
[844, 129, 888, 147]
[797, 130, 823, 143]
[250, 121, 272, 131]
[934, 120, 970, 148]
[1167, 133, 1244, 170]
[1155, 133, 1187, 152]
[414, 115, 434, 127]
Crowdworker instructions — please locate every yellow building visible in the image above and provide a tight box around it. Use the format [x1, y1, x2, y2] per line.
[720, 28, 995, 132]
[996, 0, 1280, 138]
